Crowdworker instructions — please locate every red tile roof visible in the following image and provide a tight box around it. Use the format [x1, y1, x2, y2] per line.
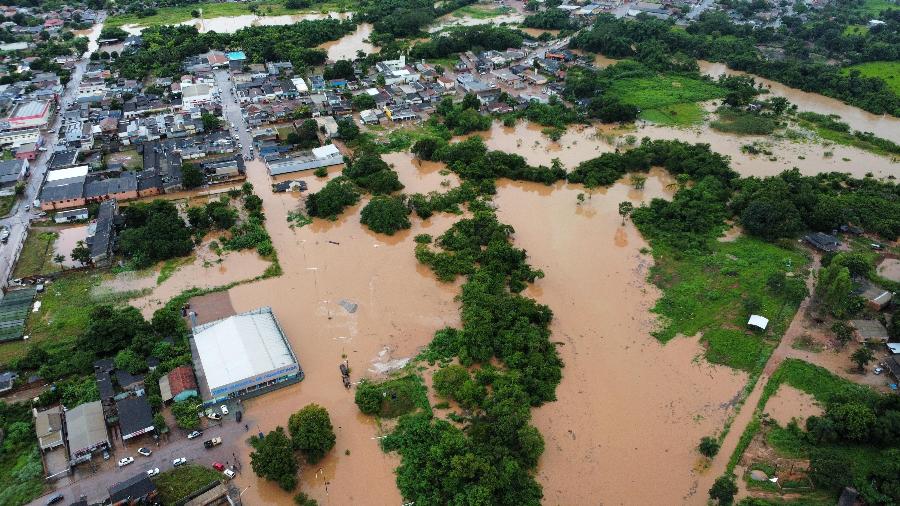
[167, 365, 197, 397]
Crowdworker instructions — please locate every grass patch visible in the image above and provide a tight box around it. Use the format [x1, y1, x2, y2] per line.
[853, 0, 898, 16]
[451, 4, 514, 18]
[795, 111, 900, 157]
[360, 122, 452, 154]
[106, 0, 357, 28]
[361, 374, 430, 418]
[650, 237, 808, 372]
[607, 74, 725, 126]
[12, 231, 59, 279]
[841, 61, 900, 97]
[842, 24, 869, 36]
[157, 256, 193, 285]
[711, 109, 779, 135]
[153, 464, 222, 504]
[0, 194, 15, 217]
[0, 444, 44, 506]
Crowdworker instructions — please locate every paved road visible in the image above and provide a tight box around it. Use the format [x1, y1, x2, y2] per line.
[0, 15, 105, 288]
[213, 69, 253, 159]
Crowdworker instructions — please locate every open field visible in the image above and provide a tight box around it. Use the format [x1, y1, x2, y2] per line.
[450, 4, 514, 18]
[606, 75, 726, 126]
[854, 0, 898, 15]
[0, 194, 15, 217]
[106, 0, 356, 28]
[11, 231, 59, 279]
[841, 61, 900, 96]
[153, 465, 222, 504]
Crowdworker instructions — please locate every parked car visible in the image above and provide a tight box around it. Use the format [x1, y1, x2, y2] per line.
[213, 462, 225, 471]
[220, 405, 229, 415]
[223, 469, 236, 480]
[102, 450, 110, 460]
[235, 411, 242, 423]
[117, 457, 134, 467]
[173, 457, 187, 467]
[138, 447, 152, 457]
[204, 437, 223, 449]
[46, 493, 64, 505]
[205, 409, 221, 420]
[187, 430, 203, 439]
[146, 468, 160, 477]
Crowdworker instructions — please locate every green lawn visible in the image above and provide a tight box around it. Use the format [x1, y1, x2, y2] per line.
[0, 194, 15, 218]
[649, 236, 808, 372]
[842, 24, 869, 36]
[606, 75, 726, 126]
[153, 465, 222, 504]
[106, 0, 356, 28]
[854, 0, 898, 15]
[451, 4, 514, 19]
[11, 231, 59, 280]
[841, 61, 900, 96]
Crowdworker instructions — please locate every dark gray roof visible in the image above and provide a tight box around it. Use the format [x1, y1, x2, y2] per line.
[83, 173, 137, 198]
[804, 232, 840, 252]
[108, 473, 157, 503]
[89, 200, 116, 260]
[114, 369, 144, 389]
[115, 396, 154, 438]
[41, 181, 84, 202]
[0, 159, 24, 184]
[95, 370, 114, 400]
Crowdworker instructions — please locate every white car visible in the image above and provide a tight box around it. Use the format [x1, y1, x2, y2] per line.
[146, 468, 160, 477]
[187, 430, 203, 439]
[223, 469, 236, 479]
[173, 457, 187, 467]
[138, 447, 152, 457]
[220, 405, 229, 415]
[117, 457, 134, 467]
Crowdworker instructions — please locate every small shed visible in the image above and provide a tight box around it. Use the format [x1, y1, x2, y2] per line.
[850, 319, 889, 344]
[747, 315, 769, 331]
[804, 232, 840, 252]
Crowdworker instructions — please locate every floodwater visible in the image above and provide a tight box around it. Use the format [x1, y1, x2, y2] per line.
[699, 61, 900, 143]
[763, 384, 822, 427]
[877, 258, 900, 282]
[318, 23, 378, 62]
[217, 158, 462, 505]
[475, 120, 898, 179]
[382, 151, 462, 194]
[428, 12, 525, 33]
[121, 12, 351, 35]
[492, 176, 748, 504]
[52, 225, 89, 269]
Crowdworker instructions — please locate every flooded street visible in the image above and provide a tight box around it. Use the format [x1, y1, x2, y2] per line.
[475, 120, 898, 179]
[699, 61, 900, 143]
[493, 176, 748, 504]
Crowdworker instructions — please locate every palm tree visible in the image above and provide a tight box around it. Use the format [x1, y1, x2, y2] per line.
[53, 254, 65, 270]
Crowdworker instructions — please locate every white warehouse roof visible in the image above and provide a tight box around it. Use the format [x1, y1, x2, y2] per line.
[192, 307, 296, 394]
[291, 77, 309, 93]
[46, 165, 89, 182]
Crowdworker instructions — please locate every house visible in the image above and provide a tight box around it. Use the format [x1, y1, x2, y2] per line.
[885, 356, 900, 383]
[54, 207, 88, 223]
[267, 144, 344, 175]
[108, 473, 158, 505]
[359, 109, 380, 125]
[34, 406, 64, 452]
[0, 158, 27, 195]
[850, 319, 889, 344]
[66, 401, 109, 464]
[159, 365, 198, 404]
[804, 232, 840, 252]
[4, 100, 54, 130]
[0, 371, 16, 393]
[115, 396, 155, 441]
[86, 199, 117, 265]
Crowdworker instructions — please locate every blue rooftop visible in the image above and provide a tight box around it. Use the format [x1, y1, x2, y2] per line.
[227, 51, 247, 61]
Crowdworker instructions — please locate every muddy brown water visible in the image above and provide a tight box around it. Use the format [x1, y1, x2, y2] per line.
[763, 384, 822, 427]
[121, 12, 351, 35]
[52, 225, 89, 269]
[476, 120, 898, 179]
[318, 23, 378, 62]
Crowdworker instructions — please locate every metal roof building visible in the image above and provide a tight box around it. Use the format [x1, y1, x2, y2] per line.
[266, 144, 343, 176]
[65, 401, 109, 464]
[191, 307, 302, 405]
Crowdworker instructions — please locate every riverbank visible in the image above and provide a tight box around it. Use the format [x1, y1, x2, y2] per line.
[106, 0, 356, 29]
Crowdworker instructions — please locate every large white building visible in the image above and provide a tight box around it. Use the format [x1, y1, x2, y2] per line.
[267, 144, 344, 176]
[190, 307, 302, 405]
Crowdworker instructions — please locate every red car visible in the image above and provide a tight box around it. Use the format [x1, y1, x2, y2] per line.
[213, 462, 225, 471]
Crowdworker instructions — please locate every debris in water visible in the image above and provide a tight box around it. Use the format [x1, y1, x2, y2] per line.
[338, 299, 358, 313]
[328, 240, 340, 245]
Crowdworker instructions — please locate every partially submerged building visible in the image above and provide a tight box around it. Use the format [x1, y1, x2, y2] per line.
[266, 144, 343, 176]
[108, 473, 158, 505]
[191, 307, 302, 406]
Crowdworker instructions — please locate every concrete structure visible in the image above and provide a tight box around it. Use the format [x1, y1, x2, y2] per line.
[191, 307, 302, 405]
[4, 100, 53, 130]
[266, 144, 344, 176]
[0, 158, 27, 194]
[35, 406, 64, 452]
[181, 82, 215, 110]
[66, 401, 109, 464]
[0, 128, 40, 147]
[54, 207, 89, 223]
[850, 319, 889, 344]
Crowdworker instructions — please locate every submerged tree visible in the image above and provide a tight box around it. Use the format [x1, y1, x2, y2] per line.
[618, 201, 634, 225]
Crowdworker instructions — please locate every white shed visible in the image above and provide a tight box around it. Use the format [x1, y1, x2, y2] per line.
[747, 315, 769, 331]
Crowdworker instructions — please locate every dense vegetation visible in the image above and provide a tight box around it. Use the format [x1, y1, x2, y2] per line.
[433, 94, 492, 135]
[409, 25, 526, 60]
[115, 18, 356, 79]
[305, 176, 361, 219]
[571, 12, 900, 115]
[360, 195, 411, 235]
[358, 0, 478, 39]
[119, 200, 194, 268]
[522, 8, 573, 30]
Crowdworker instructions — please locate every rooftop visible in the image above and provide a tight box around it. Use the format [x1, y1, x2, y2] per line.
[65, 401, 107, 455]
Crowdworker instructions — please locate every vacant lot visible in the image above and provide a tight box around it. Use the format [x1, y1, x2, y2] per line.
[153, 465, 222, 504]
[842, 61, 900, 96]
[12, 231, 59, 279]
[607, 75, 726, 126]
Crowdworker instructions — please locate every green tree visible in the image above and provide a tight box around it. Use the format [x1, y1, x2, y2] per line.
[250, 427, 299, 491]
[200, 113, 221, 131]
[353, 91, 376, 110]
[337, 118, 359, 141]
[830, 401, 875, 441]
[181, 163, 205, 189]
[293, 492, 318, 506]
[698, 436, 720, 457]
[360, 196, 410, 235]
[288, 404, 336, 464]
[171, 396, 202, 429]
[432, 364, 470, 399]
[831, 321, 853, 347]
[354, 380, 382, 415]
[709, 474, 738, 504]
[151, 308, 186, 338]
[53, 254, 65, 269]
[850, 346, 875, 373]
[618, 201, 634, 225]
[816, 262, 857, 318]
[305, 176, 360, 219]
[114, 349, 146, 375]
[70, 240, 91, 266]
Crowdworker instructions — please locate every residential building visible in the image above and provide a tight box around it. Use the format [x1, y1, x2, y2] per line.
[34, 406, 64, 452]
[266, 144, 344, 176]
[115, 396, 155, 441]
[66, 401, 109, 464]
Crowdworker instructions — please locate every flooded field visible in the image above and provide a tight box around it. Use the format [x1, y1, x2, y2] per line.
[318, 23, 378, 62]
[475, 120, 898, 179]
[53, 225, 88, 269]
[493, 176, 748, 504]
[764, 384, 822, 427]
[428, 11, 525, 32]
[209, 159, 462, 505]
[699, 61, 900, 143]
[121, 12, 351, 34]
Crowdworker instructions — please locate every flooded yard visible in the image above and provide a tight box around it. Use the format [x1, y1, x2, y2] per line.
[318, 23, 378, 61]
[121, 12, 351, 34]
[53, 225, 89, 269]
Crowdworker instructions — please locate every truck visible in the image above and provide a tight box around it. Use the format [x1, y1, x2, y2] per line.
[203, 437, 222, 449]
